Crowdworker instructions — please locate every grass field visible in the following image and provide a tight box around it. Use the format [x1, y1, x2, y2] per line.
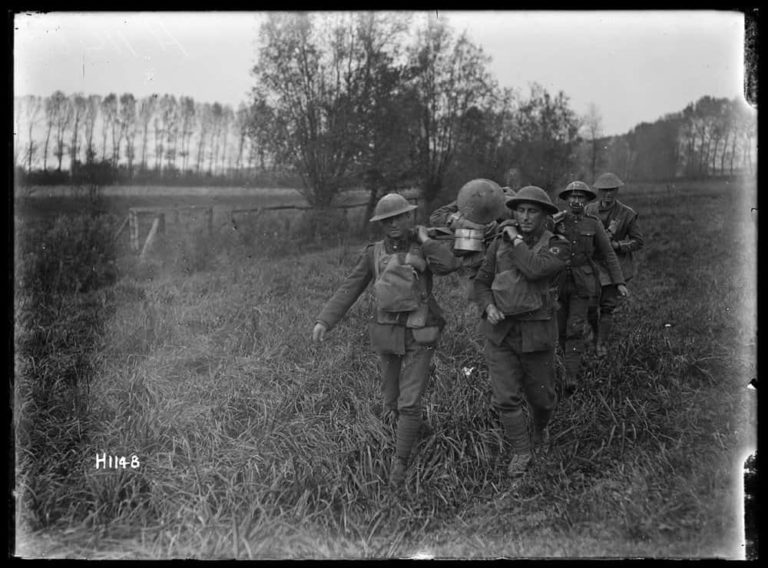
[13, 178, 757, 559]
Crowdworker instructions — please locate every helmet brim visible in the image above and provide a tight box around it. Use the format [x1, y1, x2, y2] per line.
[369, 203, 418, 222]
[505, 198, 558, 216]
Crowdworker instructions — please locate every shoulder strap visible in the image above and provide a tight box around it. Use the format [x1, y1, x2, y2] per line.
[373, 241, 384, 281]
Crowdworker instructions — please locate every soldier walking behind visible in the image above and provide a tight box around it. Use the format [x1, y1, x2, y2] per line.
[585, 173, 644, 357]
[554, 181, 628, 394]
[473, 186, 571, 478]
[311, 193, 456, 489]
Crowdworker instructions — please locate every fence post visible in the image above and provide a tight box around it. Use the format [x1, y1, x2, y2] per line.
[140, 213, 163, 261]
[129, 209, 139, 252]
[207, 207, 213, 235]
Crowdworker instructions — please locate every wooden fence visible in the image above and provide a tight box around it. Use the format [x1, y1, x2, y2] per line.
[114, 197, 419, 260]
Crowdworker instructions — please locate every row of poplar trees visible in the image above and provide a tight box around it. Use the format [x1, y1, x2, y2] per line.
[14, 12, 756, 212]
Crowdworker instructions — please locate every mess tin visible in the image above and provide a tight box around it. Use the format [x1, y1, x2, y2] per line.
[454, 227, 485, 252]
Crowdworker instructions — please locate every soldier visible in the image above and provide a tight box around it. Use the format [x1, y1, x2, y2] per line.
[311, 193, 456, 489]
[473, 186, 571, 478]
[554, 181, 628, 394]
[585, 173, 644, 357]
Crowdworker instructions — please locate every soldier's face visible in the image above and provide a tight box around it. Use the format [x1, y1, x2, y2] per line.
[599, 189, 617, 206]
[380, 211, 413, 239]
[513, 203, 544, 234]
[567, 191, 588, 214]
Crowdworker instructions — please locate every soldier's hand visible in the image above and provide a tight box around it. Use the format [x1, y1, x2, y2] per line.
[502, 225, 519, 242]
[617, 284, 630, 297]
[312, 322, 328, 343]
[415, 225, 430, 244]
[486, 304, 505, 325]
[611, 240, 620, 250]
[447, 212, 464, 230]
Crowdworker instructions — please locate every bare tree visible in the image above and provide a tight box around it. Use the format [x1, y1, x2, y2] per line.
[406, 15, 496, 207]
[138, 95, 158, 171]
[195, 102, 212, 174]
[178, 96, 196, 173]
[582, 102, 604, 181]
[83, 95, 100, 165]
[68, 94, 87, 176]
[21, 95, 43, 172]
[100, 93, 118, 163]
[119, 93, 138, 176]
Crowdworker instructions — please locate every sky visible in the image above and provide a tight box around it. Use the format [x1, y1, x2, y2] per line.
[13, 10, 747, 136]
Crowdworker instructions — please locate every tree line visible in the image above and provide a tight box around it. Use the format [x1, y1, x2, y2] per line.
[14, 12, 755, 208]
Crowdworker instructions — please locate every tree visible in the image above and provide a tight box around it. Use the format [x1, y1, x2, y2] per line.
[582, 102, 604, 181]
[138, 95, 158, 171]
[120, 93, 138, 177]
[251, 12, 404, 207]
[178, 96, 196, 173]
[83, 95, 100, 165]
[510, 83, 581, 192]
[21, 95, 42, 172]
[406, 15, 496, 209]
[69, 94, 87, 176]
[101, 93, 118, 164]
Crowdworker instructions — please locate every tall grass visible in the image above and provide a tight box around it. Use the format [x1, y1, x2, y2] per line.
[13, 181, 756, 559]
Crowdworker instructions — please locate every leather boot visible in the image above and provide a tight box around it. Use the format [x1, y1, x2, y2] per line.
[499, 410, 531, 477]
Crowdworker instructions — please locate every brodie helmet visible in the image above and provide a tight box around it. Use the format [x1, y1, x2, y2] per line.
[593, 172, 624, 190]
[456, 178, 506, 224]
[558, 180, 597, 201]
[369, 193, 418, 222]
[505, 185, 559, 215]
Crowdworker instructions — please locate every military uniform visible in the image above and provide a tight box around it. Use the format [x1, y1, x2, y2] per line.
[315, 234, 456, 471]
[473, 228, 570, 458]
[584, 199, 644, 346]
[554, 212, 624, 385]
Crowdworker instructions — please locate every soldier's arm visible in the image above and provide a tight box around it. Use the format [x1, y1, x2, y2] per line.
[421, 237, 463, 276]
[618, 211, 644, 253]
[472, 239, 500, 312]
[594, 223, 626, 284]
[509, 236, 570, 279]
[316, 246, 374, 330]
[428, 201, 460, 227]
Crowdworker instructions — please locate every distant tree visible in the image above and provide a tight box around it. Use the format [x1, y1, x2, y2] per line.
[510, 83, 581, 192]
[83, 95, 100, 165]
[178, 96, 196, 172]
[101, 93, 118, 164]
[68, 94, 87, 176]
[582, 102, 604, 181]
[120, 93, 138, 176]
[158, 95, 179, 171]
[195, 102, 212, 174]
[21, 95, 43, 172]
[406, 15, 496, 209]
[138, 95, 158, 171]
[251, 12, 409, 207]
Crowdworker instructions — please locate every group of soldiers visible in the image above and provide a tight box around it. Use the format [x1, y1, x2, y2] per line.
[311, 173, 643, 489]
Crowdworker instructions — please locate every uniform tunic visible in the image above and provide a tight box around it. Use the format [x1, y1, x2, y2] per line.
[554, 212, 625, 378]
[316, 236, 455, 414]
[584, 199, 644, 317]
[473, 230, 570, 417]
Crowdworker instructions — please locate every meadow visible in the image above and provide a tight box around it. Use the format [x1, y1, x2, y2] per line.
[13, 179, 757, 559]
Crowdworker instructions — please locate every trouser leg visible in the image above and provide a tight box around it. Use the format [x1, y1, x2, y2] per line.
[563, 295, 590, 383]
[379, 353, 401, 413]
[598, 284, 621, 347]
[521, 348, 557, 431]
[484, 332, 529, 454]
[393, 334, 433, 461]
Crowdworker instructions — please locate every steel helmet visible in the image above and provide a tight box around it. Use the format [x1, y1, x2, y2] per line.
[593, 172, 624, 190]
[456, 178, 506, 224]
[558, 180, 597, 201]
[505, 185, 558, 215]
[369, 193, 418, 222]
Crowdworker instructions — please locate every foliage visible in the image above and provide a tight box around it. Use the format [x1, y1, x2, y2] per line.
[13, 180, 755, 559]
[509, 83, 582, 193]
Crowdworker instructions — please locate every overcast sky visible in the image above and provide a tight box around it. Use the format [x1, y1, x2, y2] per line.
[13, 10, 747, 136]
